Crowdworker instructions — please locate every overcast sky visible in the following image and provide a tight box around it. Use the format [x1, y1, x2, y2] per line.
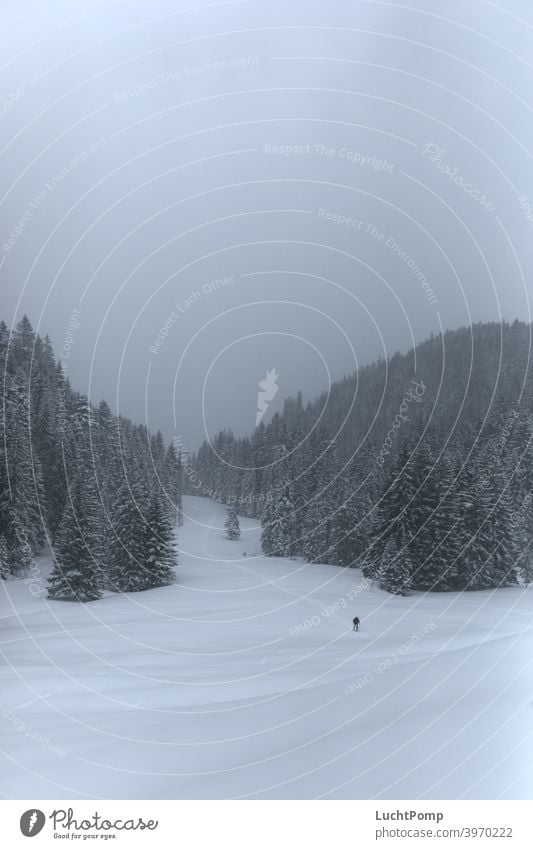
[1, 0, 533, 449]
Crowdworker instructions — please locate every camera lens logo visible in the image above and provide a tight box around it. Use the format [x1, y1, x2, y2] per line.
[20, 809, 45, 837]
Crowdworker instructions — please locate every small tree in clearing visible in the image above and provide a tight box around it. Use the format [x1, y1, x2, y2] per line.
[224, 504, 241, 540]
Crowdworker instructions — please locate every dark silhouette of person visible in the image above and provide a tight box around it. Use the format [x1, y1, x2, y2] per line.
[352, 616, 360, 632]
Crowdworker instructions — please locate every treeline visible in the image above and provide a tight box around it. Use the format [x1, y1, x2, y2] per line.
[0, 316, 182, 601]
[191, 320, 533, 593]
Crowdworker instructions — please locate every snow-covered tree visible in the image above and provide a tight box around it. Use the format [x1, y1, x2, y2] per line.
[299, 435, 338, 564]
[483, 467, 520, 588]
[261, 487, 295, 557]
[163, 442, 183, 526]
[330, 455, 375, 568]
[521, 549, 533, 586]
[0, 535, 9, 579]
[108, 480, 149, 593]
[48, 475, 103, 601]
[260, 446, 296, 558]
[453, 451, 520, 591]
[3, 369, 46, 566]
[224, 504, 241, 540]
[144, 490, 177, 588]
[378, 538, 412, 595]
[363, 444, 416, 584]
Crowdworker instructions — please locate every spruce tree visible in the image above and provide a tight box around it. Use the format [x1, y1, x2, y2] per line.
[301, 497, 331, 563]
[424, 455, 462, 591]
[48, 475, 103, 601]
[4, 369, 46, 564]
[454, 452, 520, 590]
[224, 504, 241, 540]
[0, 535, 9, 579]
[144, 490, 177, 588]
[484, 468, 520, 588]
[363, 444, 417, 584]
[330, 499, 359, 566]
[13, 314, 35, 370]
[407, 444, 458, 591]
[261, 485, 295, 557]
[260, 445, 296, 557]
[299, 435, 338, 564]
[108, 480, 148, 593]
[454, 461, 494, 590]
[515, 492, 533, 585]
[331, 457, 374, 568]
[163, 442, 183, 526]
[378, 538, 412, 595]
[94, 400, 122, 514]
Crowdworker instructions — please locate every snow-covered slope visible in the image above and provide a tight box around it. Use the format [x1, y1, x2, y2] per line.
[1, 496, 532, 799]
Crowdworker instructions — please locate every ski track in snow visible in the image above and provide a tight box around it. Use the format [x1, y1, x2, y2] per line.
[1, 495, 532, 799]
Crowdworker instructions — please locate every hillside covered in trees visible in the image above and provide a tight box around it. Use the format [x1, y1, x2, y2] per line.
[0, 316, 182, 601]
[191, 320, 533, 593]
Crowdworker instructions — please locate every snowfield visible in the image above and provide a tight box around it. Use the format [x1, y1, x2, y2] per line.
[1, 496, 532, 800]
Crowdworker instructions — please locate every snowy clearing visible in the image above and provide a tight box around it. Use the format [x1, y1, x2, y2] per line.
[1, 496, 532, 799]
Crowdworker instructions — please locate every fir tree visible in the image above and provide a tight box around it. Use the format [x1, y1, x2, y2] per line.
[224, 504, 241, 540]
[514, 493, 531, 585]
[378, 538, 412, 595]
[483, 467, 520, 588]
[13, 314, 35, 370]
[454, 461, 494, 590]
[144, 490, 177, 588]
[108, 480, 149, 593]
[521, 548, 533, 586]
[406, 444, 458, 591]
[363, 444, 417, 584]
[260, 446, 295, 557]
[261, 487, 294, 557]
[48, 475, 103, 601]
[0, 535, 8, 579]
[330, 500, 358, 566]
[299, 435, 338, 564]
[163, 442, 183, 526]
[454, 453, 520, 590]
[330, 455, 374, 568]
[4, 369, 46, 564]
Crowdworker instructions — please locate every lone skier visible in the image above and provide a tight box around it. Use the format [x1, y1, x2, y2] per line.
[352, 616, 360, 632]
